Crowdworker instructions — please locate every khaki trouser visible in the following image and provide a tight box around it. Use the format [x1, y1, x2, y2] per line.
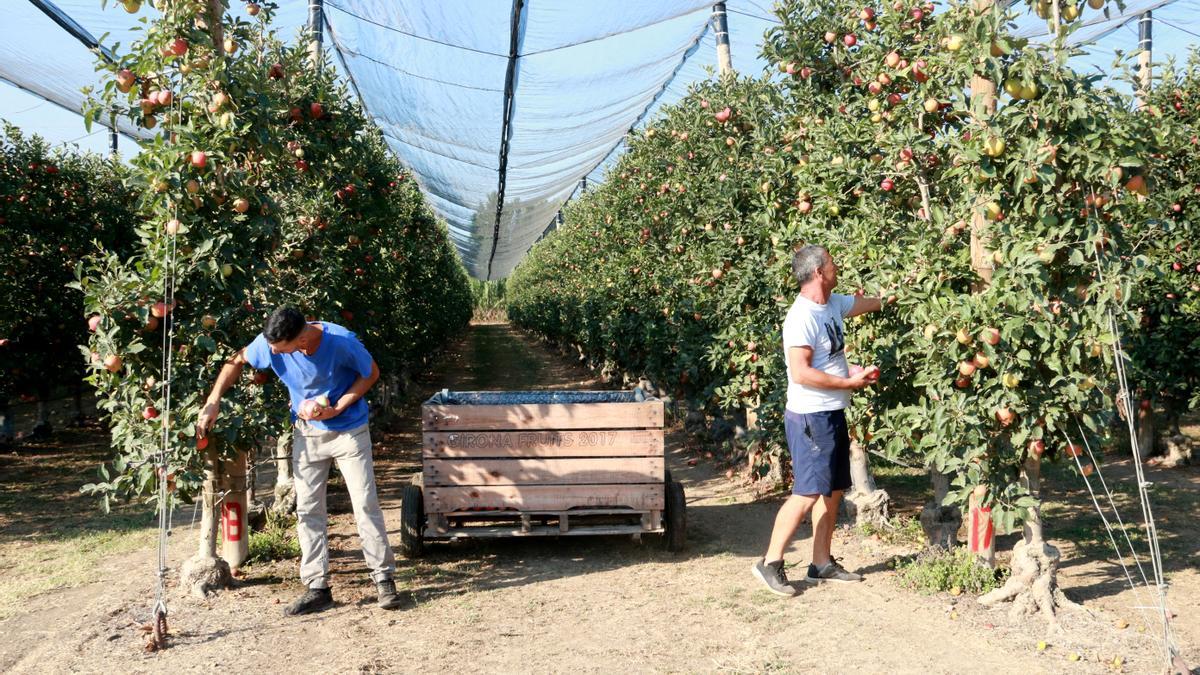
[293, 420, 396, 589]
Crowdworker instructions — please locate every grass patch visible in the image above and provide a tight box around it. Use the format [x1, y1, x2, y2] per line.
[0, 519, 156, 620]
[858, 515, 926, 547]
[246, 512, 301, 564]
[895, 547, 1009, 595]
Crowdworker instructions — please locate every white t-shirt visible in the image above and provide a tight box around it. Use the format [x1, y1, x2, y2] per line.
[782, 293, 855, 413]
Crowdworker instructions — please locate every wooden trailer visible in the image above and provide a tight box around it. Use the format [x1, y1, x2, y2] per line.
[400, 389, 685, 556]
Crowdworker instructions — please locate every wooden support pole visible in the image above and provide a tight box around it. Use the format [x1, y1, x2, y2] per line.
[712, 3, 733, 77]
[966, 0, 997, 564]
[968, 70, 997, 287]
[1136, 12, 1153, 108]
[220, 449, 250, 571]
[307, 0, 325, 67]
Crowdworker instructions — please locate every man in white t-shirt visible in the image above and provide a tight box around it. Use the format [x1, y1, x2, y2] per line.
[751, 244, 886, 596]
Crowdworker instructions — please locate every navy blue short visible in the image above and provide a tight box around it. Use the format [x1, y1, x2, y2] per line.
[785, 409, 852, 497]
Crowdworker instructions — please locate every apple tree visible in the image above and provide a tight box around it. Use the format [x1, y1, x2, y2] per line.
[78, 0, 470, 596]
[1122, 50, 1200, 467]
[0, 124, 136, 442]
[761, 0, 1161, 621]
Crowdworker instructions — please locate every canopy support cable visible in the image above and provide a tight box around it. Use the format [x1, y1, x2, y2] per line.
[485, 0, 526, 280]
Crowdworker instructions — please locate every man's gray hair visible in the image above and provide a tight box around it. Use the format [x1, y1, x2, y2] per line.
[792, 244, 829, 285]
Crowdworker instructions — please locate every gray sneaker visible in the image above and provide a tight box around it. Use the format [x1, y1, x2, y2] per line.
[751, 559, 797, 597]
[284, 586, 334, 616]
[376, 578, 404, 610]
[805, 558, 863, 583]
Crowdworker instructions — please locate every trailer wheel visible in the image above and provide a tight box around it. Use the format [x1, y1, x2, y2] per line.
[400, 484, 425, 558]
[663, 470, 687, 552]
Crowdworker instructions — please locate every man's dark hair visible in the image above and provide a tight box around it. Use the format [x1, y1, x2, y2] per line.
[264, 307, 306, 343]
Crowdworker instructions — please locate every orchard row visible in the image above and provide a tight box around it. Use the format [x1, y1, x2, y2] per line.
[3, 1, 473, 506]
[509, 0, 1200, 533]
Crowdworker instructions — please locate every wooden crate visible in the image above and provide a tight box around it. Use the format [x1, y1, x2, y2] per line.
[417, 389, 667, 540]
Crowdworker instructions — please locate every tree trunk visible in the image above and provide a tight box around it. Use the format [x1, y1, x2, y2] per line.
[1154, 401, 1191, 467]
[843, 440, 890, 527]
[31, 393, 51, 437]
[272, 427, 296, 514]
[70, 382, 86, 427]
[920, 470, 961, 549]
[180, 444, 231, 598]
[980, 456, 1074, 626]
[0, 395, 12, 445]
[1136, 400, 1157, 462]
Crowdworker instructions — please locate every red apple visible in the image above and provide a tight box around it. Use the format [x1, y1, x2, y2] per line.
[310, 102, 324, 119]
[233, 197, 250, 213]
[88, 315, 102, 332]
[880, 178, 894, 191]
[165, 218, 181, 235]
[196, 436, 209, 450]
[980, 327, 1000, 345]
[251, 370, 269, 385]
[843, 33, 858, 47]
[714, 107, 732, 123]
[116, 69, 136, 93]
[170, 38, 189, 56]
[859, 7, 876, 21]
[269, 63, 285, 79]
[151, 301, 172, 318]
[995, 407, 1015, 426]
[824, 31, 837, 44]
[103, 354, 123, 372]
[246, 2, 261, 15]
[190, 151, 207, 169]
[1029, 439, 1045, 456]
[143, 406, 159, 420]
[958, 361, 976, 377]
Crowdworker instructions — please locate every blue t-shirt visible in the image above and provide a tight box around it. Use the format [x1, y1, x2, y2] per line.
[245, 322, 373, 432]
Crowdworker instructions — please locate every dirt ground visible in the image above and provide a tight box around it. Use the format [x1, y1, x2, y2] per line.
[0, 322, 1196, 674]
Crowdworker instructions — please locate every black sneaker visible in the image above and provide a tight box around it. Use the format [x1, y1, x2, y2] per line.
[284, 586, 334, 616]
[751, 558, 797, 597]
[805, 558, 863, 584]
[376, 578, 404, 610]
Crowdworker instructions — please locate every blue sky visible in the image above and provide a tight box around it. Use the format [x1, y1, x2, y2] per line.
[1, 0, 1196, 276]
[2, 0, 1194, 158]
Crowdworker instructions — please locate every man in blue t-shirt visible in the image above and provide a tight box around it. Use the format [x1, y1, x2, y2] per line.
[197, 307, 401, 614]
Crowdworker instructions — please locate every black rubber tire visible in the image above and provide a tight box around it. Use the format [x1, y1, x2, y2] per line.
[399, 484, 425, 559]
[663, 470, 687, 552]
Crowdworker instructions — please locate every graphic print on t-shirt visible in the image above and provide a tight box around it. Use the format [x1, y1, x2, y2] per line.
[824, 318, 845, 356]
